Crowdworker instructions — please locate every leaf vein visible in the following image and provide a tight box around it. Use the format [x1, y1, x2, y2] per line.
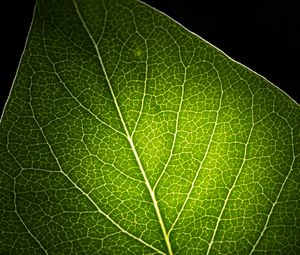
[9, 150, 48, 255]
[169, 60, 224, 235]
[249, 114, 296, 255]
[28, 82, 164, 254]
[206, 74, 255, 255]
[72, 0, 171, 253]
[153, 28, 187, 191]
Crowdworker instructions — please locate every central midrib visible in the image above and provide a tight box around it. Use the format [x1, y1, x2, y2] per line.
[72, 1, 173, 254]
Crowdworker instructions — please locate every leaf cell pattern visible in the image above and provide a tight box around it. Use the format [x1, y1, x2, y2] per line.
[0, 0, 299, 254]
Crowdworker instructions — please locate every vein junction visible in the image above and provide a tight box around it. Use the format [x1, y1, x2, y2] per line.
[72, 0, 173, 254]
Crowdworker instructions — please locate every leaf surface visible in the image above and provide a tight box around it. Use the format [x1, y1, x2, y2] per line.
[0, 0, 299, 254]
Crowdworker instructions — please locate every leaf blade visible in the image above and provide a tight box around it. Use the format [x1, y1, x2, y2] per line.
[0, 0, 299, 254]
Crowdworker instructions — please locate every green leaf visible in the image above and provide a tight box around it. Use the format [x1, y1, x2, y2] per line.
[0, 0, 299, 254]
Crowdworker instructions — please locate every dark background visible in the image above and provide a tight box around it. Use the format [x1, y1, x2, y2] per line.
[0, 1, 298, 115]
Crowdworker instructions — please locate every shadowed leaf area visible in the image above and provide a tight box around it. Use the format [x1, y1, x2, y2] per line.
[0, 0, 299, 254]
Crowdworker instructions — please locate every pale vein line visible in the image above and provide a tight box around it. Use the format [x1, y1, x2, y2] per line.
[5, 108, 48, 254]
[81, 134, 143, 183]
[249, 117, 296, 255]
[48, 72, 125, 138]
[129, 8, 148, 138]
[39, 14, 165, 254]
[13, 182, 48, 255]
[168, 62, 224, 235]
[72, 0, 171, 254]
[206, 77, 254, 255]
[153, 29, 187, 191]
[28, 87, 164, 255]
[40, 22, 125, 138]
[38, 1, 97, 58]
[41, 24, 133, 179]
[9, 154, 48, 254]
[59, 83, 125, 137]
[108, 4, 148, 136]
[96, 0, 108, 46]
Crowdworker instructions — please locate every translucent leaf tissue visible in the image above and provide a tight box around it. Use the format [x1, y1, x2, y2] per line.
[0, 0, 299, 254]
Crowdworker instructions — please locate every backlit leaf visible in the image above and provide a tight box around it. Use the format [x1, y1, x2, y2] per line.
[0, 0, 299, 254]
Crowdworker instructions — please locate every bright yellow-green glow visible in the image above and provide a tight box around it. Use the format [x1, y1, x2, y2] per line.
[0, 0, 299, 254]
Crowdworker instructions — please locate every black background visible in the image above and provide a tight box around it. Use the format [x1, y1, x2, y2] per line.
[0, 0, 298, 115]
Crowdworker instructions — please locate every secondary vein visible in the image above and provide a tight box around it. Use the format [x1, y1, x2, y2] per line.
[72, 1, 173, 254]
[130, 8, 148, 138]
[10, 154, 48, 255]
[249, 116, 296, 255]
[206, 75, 254, 255]
[153, 29, 186, 192]
[168, 61, 224, 235]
